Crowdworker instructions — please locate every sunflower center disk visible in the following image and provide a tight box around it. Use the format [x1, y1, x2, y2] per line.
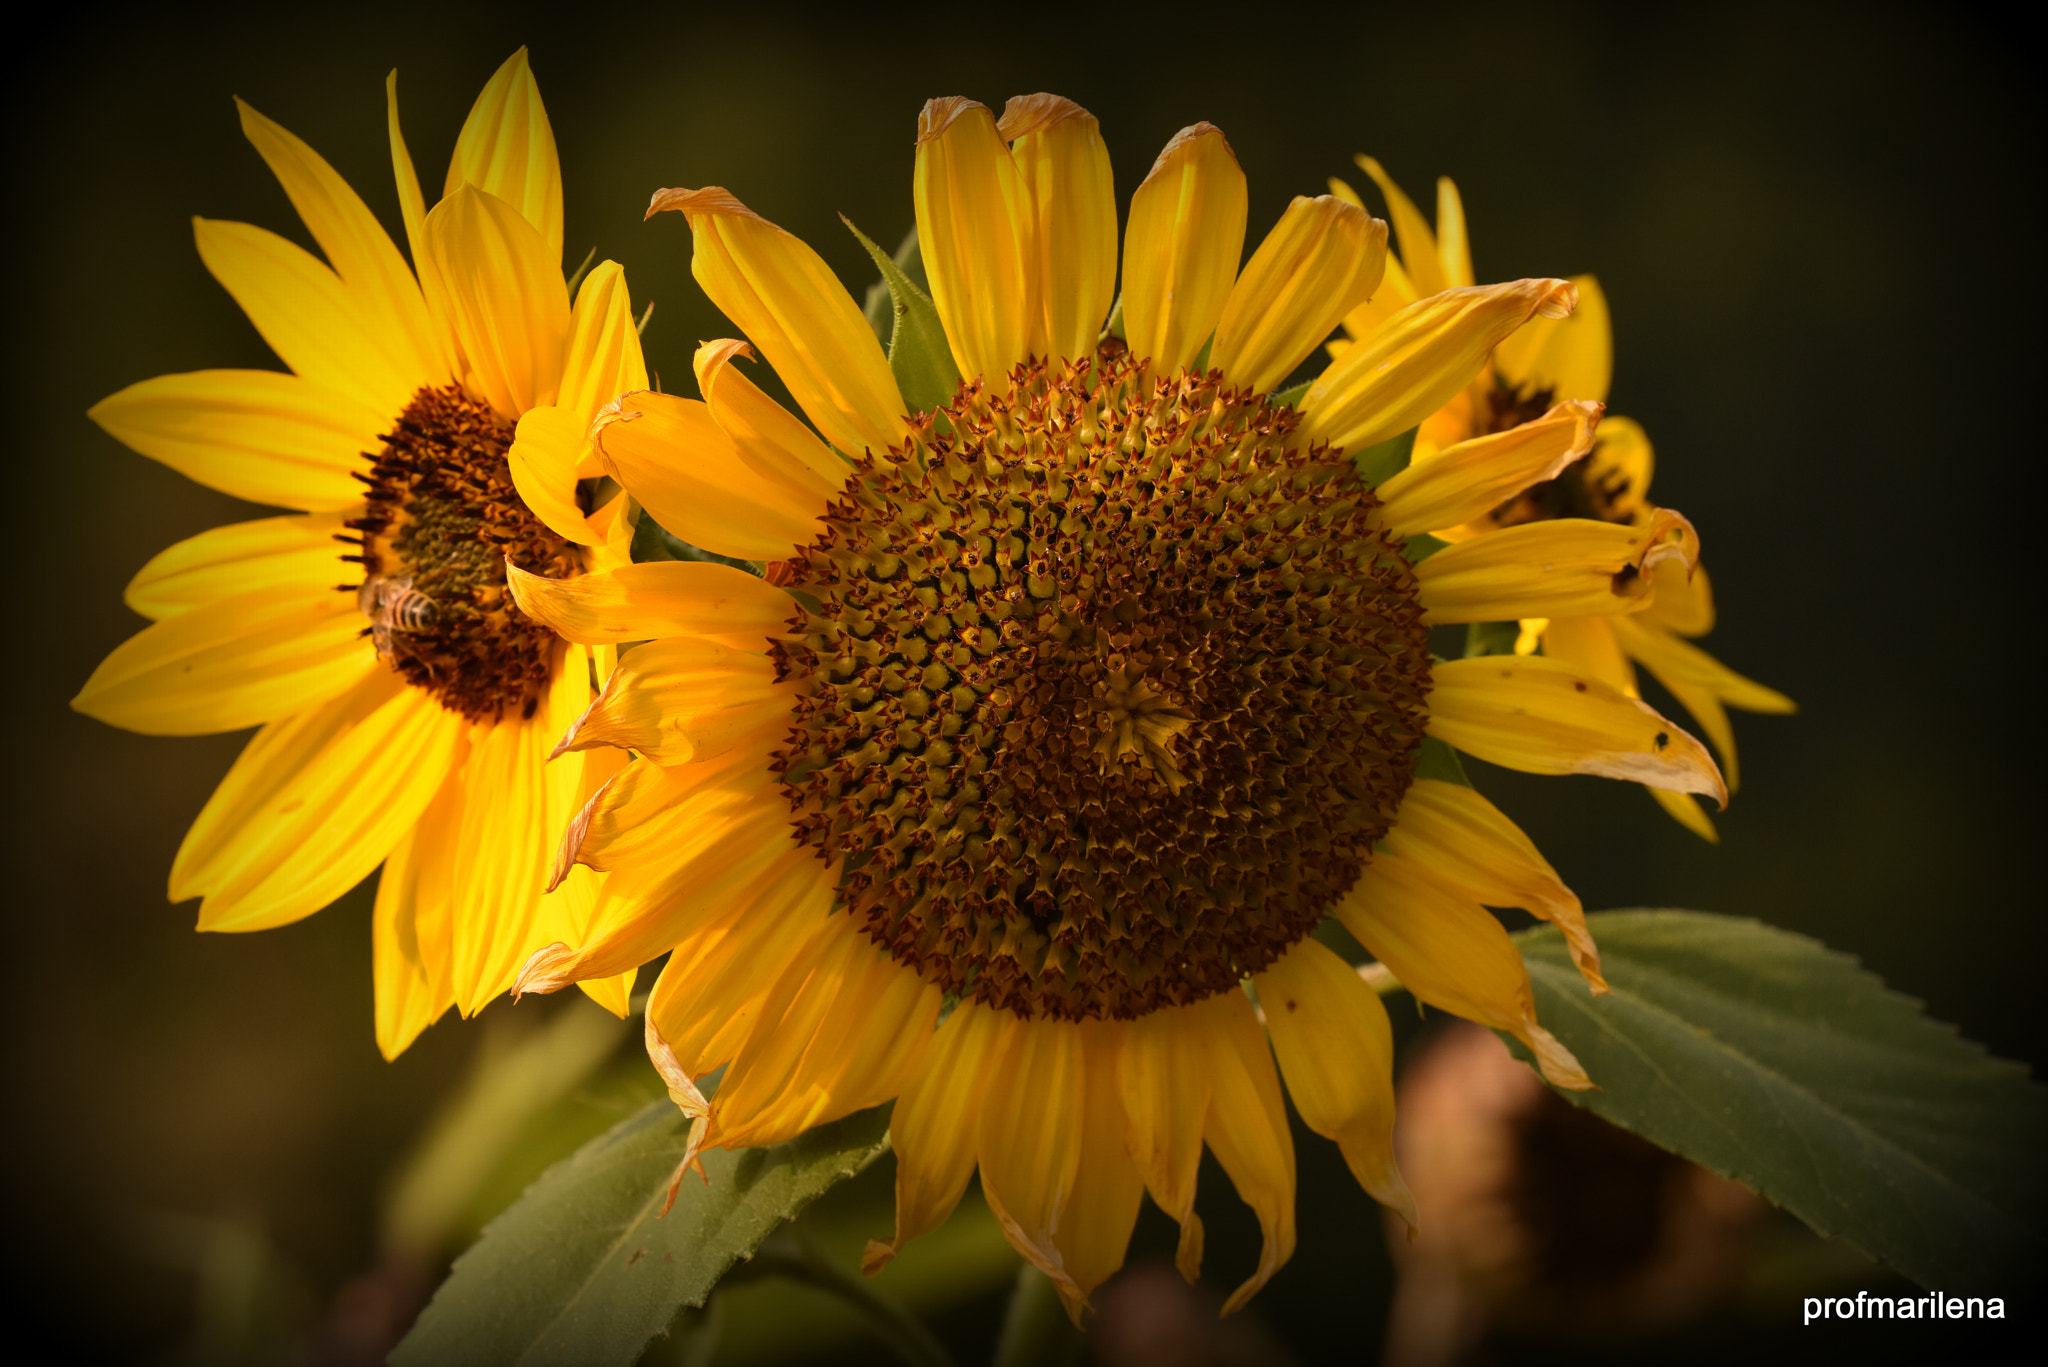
[345, 384, 577, 722]
[770, 352, 1435, 1022]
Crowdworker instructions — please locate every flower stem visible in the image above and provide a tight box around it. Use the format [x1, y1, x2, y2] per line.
[990, 1264, 1082, 1367]
[744, 1235, 957, 1367]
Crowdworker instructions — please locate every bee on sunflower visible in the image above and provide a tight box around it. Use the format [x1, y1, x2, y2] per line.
[1328, 158, 1794, 839]
[503, 94, 1725, 1322]
[73, 49, 645, 1057]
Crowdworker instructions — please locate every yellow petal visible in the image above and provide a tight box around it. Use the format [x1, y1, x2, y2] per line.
[1354, 156, 1444, 297]
[1638, 553, 1713, 636]
[506, 559, 795, 650]
[866, 998, 1013, 1275]
[125, 511, 355, 621]
[1191, 989, 1296, 1315]
[372, 782, 462, 1060]
[1413, 508, 1700, 623]
[1300, 279, 1578, 454]
[235, 97, 444, 390]
[1212, 195, 1387, 395]
[593, 390, 821, 562]
[1336, 854, 1590, 1089]
[713, 919, 941, 1150]
[1426, 654, 1727, 804]
[1611, 613, 1793, 716]
[1254, 938, 1414, 1227]
[914, 98, 1034, 388]
[89, 369, 386, 513]
[647, 187, 909, 458]
[558, 260, 651, 434]
[507, 406, 603, 545]
[1540, 612, 1638, 697]
[1048, 1021, 1145, 1323]
[1121, 124, 1247, 372]
[693, 340, 846, 499]
[999, 95, 1117, 370]
[550, 732, 778, 879]
[421, 184, 570, 421]
[1649, 786, 1720, 843]
[1376, 400, 1603, 537]
[1434, 176, 1474, 290]
[1384, 779, 1606, 993]
[192, 218, 422, 418]
[1584, 412, 1655, 516]
[1492, 273, 1612, 405]
[554, 637, 788, 766]
[1332, 222, 1421, 350]
[444, 47, 563, 261]
[1117, 1000, 1210, 1284]
[977, 1013, 1085, 1299]
[189, 677, 469, 933]
[73, 584, 377, 736]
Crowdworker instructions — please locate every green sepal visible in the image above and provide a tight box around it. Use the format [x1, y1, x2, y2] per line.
[1099, 292, 1125, 342]
[565, 245, 597, 296]
[844, 218, 959, 416]
[1351, 425, 1417, 487]
[631, 507, 762, 577]
[1269, 378, 1312, 409]
[1189, 332, 1215, 374]
[1463, 621, 1521, 658]
[1414, 735, 1472, 787]
[1400, 533, 1448, 564]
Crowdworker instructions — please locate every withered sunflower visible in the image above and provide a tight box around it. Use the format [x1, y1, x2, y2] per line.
[1329, 158, 1793, 839]
[73, 50, 645, 1057]
[508, 95, 1725, 1320]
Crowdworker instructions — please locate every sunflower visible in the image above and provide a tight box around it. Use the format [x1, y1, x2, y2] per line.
[71, 50, 646, 1058]
[1328, 159, 1793, 839]
[505, 95, 1726, 1320]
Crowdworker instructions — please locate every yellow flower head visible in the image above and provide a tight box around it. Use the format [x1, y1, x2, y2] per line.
[72, 50, 645, 1057]
[509, 95, 1728, 1321]
[1331, 157, 1795, 839]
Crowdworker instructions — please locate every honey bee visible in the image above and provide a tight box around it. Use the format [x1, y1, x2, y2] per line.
[356, 575, 439, 660]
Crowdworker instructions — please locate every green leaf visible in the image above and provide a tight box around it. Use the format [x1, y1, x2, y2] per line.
[1351, 425, 1417, 487]
[391, 1100, 893, 1367]
[844, 218, 959, 416]
[1505, 910, 2048, 1294]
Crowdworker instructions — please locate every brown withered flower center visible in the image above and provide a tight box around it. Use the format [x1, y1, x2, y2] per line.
[769, 352, 1434, 1022]
[340, 384, 578, 722]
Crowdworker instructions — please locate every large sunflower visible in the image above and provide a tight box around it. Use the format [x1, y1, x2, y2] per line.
[72, 50, 645, 1057]
[1329, 159, 1793, 839]
[506, 95, 1725, 1319]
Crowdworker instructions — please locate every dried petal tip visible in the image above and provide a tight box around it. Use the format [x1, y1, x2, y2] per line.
[916, 95, 989, 145]
[996, 93, 1092, 141]
[645, 185, 760, 222]
[1533, 278, 1579, 319]
[1141, 121, 1236, 188]
[514, 941, 576, 997]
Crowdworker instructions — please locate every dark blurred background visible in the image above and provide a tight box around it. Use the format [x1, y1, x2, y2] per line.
[4, 2, 2040, 1363]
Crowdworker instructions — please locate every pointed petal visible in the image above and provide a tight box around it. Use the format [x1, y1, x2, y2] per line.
[125, 510, 355, 620]
[506, 559, 795, 649]
[1413, 508, 1700, 623]
[1336, 854, 1590, 1089]
[592, 390, 821, 561]
[1376, 400, 1603, 537]
[90, 369, 385, 513]
[1191, 990, 1296, 1315]
[977, 1013, 1085, 1299]
[1048, 1021, 1145, 1322]
[1384, 779, 1605, 993]
[1254, 938, 1414, 1227]
[1611, 614, 1795, 716]
[1426, 654, 1727, 804]
[648, 187, 909, 458]
[1649, 786, 1721, 842]
[373, 766, 465, 1058]
[1300, 279, 1578, 454]
[189, 677, 469, 933]
[914, 98, 1034, 388]
[1122, 124, 1247, 372]
[1212, 195, 1387, 395]
[1117, 999, 1210, 1283]
[444, 47, 563, 261]
[73, 583, 376, 736]
[866, 999, 1013, 1274]
[421, 184, 570, 420]
[1354, 156, 1444, 297]
[693, 340, 846, 499]
[235, 97, 442, 385]
[1000, 95, 1117, 369]
[554, 636, 788, 766]
[559, 261, 650, 431]
[1492, 273, 1612, 405]
[1434, 176, 1473, 289]
[449, 706, 562, 1013]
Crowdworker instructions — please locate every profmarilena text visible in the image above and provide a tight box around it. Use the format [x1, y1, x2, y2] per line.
[1805, 1293, 2006, 1324]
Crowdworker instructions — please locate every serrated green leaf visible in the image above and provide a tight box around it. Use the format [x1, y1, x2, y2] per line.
[1351, 425, 1417, 487]
[844, 218, 959, 416]
[391, 1101, 893, 1367]
[1504, 910, 2048, 1294]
